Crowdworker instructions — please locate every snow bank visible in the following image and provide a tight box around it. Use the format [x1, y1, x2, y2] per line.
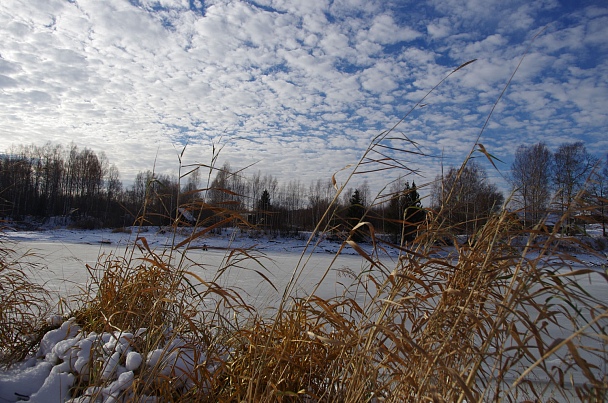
[0, 317, 219, 403]
[4, 225, 391, 256]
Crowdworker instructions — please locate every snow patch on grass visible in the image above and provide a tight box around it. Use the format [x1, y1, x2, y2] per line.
[0, 317, 218, 402]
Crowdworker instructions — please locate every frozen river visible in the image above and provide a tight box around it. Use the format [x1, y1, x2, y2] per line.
[14, 236, 607, 308]
[9, 236, 608, 401]
[13, 239, 379, 309]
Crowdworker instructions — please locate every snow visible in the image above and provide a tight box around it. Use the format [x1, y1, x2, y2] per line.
[2, 224, 389, 257]
[1, 225, 606, 402]
[124, 351, 142, 372]
[0, 361, 54, 402]
[0, 315, 216, 402]
[1, 319, 81, 403]
[29, 367, 74, 402]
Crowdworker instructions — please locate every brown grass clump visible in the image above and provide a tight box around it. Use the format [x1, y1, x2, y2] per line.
[65, 230, 250, 401]
[2, 45, 607, 402]
[223, 296, 367, 401]
[0, 230, 54, 367]
[73, 240, 189, 335]
[214, 203, 606, 402]
[5, 179, 606, 401]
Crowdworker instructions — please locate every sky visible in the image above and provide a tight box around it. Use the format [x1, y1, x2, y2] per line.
[1, 0, 607, 199]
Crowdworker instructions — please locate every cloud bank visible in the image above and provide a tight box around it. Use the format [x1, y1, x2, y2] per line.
[0, 0, 606, 195]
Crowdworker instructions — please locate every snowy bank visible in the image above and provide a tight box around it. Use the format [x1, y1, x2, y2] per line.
[0, 317, 222, 403]
[3, 225, 389, 256]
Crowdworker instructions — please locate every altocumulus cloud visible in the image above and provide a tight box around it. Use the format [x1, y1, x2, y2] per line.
[0, 0, 606, 195]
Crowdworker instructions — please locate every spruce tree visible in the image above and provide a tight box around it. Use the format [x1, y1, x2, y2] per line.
[256, 189, 272, 230]
[387, 181, 425, 243]
[347, 189, 365, 242]
[403, 181, 425, 241]
[258, 189, 271, 211]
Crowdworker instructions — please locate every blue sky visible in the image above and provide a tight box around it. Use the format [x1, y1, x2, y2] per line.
[1, 0, 606, 198]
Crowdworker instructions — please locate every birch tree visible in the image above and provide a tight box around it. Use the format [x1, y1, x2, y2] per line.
[510, 142, 553, 225]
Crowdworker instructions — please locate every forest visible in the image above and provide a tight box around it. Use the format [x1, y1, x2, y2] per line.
[1, 141, 606, 238]
[0, 142, 424, 239]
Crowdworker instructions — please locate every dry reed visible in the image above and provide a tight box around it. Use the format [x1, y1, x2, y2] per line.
[0, 230, 54, 366]
[1, 38, 607, 401]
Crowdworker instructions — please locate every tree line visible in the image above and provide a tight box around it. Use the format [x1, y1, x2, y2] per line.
[0, 143, 122, 228]
[0, 142, 424, 240]
[508, 141, 607, 235]
[430, 141, 607, 237]
[1, 141, 606, 239]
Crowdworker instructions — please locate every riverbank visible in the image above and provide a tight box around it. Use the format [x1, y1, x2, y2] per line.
[4, 224, 607, 266]
[3, 225, 387, 257]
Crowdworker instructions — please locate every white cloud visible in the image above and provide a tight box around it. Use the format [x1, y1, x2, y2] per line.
[366, 14, 421, 45]
[427, 17, 452, 39]
[0, 0, 605, 197]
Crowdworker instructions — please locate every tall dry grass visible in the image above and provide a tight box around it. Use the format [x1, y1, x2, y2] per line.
[1, 34, 607, 401]
[4, 163, 605, 401]
[0, 228, 54, 366]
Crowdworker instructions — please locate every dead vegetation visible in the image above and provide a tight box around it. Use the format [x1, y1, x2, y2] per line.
[1, 54, 607, 402]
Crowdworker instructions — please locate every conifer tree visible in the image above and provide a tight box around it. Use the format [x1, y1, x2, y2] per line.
[258, 189, 271, 211]
[387, 180, 425, 242]
[256, 189, 272, 230]
[347, 189, 365, 242]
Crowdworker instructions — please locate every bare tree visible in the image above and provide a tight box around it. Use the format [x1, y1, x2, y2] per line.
[510, 142, 553, 225]
[62, 143, 80, 210]
[209, 162, 234, 208]
[78, 148, 104, 212]
[359, 180, 371, 207]
[280, 179, 306, 232]
[308, 178, 334, 229]
[27, 143, 64, 216]
[431, 161, 504, 234]
[553, 142, 598, 217]
[180, 165, 200, 205]
[588, 155, 608, 237]
[45, 143, 65, 215]
[0, 150, 34, 216]
[105, 164, 122, 199]
[249, 171, 263, 213]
